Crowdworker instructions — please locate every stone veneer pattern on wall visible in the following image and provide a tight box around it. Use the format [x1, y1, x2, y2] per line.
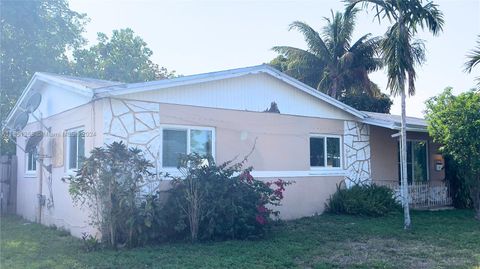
[344, 121, 372, 187]
[103, 98, 163, 167]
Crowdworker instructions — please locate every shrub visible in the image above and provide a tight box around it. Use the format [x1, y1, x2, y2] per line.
[326, 184, 400, 217]
[64, 141, 162, 248]
[160, 153, 290, 242]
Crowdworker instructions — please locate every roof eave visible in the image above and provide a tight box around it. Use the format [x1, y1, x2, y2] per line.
[2, 73, 93, 129]
[363, 118, 428, 133]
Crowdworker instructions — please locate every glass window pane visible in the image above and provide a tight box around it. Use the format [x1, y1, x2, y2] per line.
[32, 148, 37, 171]
[68, 132, 78, 169]
[190, 129, 212, 156]
[28, 152, 34, 171]
[407, 141, 412, 163]
[413, 141, 428, 182]
[78, 130, 85, 168]
[163, 129, 187, 167]
[327, 137, 340, 168]
[310, 137, 325, 167]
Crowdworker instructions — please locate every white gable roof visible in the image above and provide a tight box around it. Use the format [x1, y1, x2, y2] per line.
[11, 65, 445, 134]
[94, 64, 367, 119]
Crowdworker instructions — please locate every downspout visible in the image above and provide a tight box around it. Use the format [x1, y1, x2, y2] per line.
[38, 156, 43, 224]
[37, 115, 44, 224]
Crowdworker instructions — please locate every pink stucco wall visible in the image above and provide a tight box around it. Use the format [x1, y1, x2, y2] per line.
[370, 126, 445, 183]
[158, 103, 346, 219]
[159, 102, 345, 171]
[15, 100, 104, 238]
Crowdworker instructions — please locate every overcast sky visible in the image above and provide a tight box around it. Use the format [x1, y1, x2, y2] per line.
[69, 0, 480, 117]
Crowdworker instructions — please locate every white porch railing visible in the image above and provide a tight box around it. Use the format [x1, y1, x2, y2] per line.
[375, 180, 452, 209]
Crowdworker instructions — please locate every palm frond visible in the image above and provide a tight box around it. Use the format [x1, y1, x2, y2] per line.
[346, 0, 397, 23]
[464, 37, 480, 73]
[271, 46, 323, 64]
[406, 0, 444, 35]
[411, 39, 426, 67]
[288, 21, 331, 60]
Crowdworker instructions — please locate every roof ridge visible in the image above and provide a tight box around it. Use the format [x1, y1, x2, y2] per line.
[37, 72, 123, 84]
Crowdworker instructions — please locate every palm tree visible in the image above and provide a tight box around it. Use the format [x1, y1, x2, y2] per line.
[348, 0, 444, 229]
[464, 36, 480, 86]
[272, 8, 383, 99]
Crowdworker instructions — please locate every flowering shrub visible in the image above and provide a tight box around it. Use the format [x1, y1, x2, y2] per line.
[160, 153, 290, 242]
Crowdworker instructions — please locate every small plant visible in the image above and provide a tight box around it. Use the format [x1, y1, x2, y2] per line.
[326, 184, 400, 217]
[81, 233, 101, 252]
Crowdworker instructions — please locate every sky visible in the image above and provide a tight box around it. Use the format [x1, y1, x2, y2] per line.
[69, 0, 480, 117]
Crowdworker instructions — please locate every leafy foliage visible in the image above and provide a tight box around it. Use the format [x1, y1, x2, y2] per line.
[0, 3, 174, 155]
[0, 0, 87, 155]
[347, 0, 444, 97]
[81, 233, 101, 252]
[464, 35, 480, 87]
[270, 8, 392, 113]
[445, 155, 473, 209]
[425, 88, 480, 219]
[64, 141, 161, 248]
[160, 153, 290, 242]
[326, 184, 400, 217]
[339, 92, 392, 113]
[72, 28, 176, 82]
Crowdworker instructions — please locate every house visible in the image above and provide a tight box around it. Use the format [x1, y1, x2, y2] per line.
[3, 64, 447, 237]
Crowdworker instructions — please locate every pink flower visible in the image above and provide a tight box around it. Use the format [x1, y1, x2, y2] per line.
[256, 214, 266, 225]
[257, 204, 268, 213]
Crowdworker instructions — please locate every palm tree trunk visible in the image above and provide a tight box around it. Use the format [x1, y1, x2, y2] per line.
[400, 87, 411, 229]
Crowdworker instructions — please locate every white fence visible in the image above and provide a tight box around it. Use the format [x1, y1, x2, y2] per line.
[376, 180, 452, 209]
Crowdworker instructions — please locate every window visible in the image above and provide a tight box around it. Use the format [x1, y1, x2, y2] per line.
[310, 135, 341, 168]
[66, 128, 85, 171]
[162, 126, 214, 168]
[26, 147, 37, 173]
[397, 140, 428, 184]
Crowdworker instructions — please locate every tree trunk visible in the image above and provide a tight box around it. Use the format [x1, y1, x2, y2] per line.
[400, 88, 412, 229]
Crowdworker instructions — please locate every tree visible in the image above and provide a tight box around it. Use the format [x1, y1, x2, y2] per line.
[271, 8, 391, 112]
[464, 35, 480, 87]
[0, 0, 87, 155]
[425, 88, 480, 220]
[338, 92, 392, 113]
[72, 28, 175, 83]
[348, 0, 444, 229]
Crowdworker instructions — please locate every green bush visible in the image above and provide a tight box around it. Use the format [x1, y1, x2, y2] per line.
[64, 141, 160, 248]
[326, 184, 400, 217]
[157, 153, 290, 242]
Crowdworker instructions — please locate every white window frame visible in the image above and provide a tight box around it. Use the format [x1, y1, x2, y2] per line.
[160, 124, 216, 172]
[309, 134, 343, 170]
[25, 147, 38, 176]
[65, 127, 85, 173]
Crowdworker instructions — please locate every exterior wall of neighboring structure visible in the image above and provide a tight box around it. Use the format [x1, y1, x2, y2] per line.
[370, 126, 445, 183]
[15, 101, 103, 238]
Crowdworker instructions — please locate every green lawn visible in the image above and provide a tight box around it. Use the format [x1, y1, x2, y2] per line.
[1, 210, 479, 269]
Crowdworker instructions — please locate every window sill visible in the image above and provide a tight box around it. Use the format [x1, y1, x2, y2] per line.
[308, 168, 345, 176]
[24, 172, 37, 178]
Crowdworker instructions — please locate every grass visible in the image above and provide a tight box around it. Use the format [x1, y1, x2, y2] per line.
[1, 210, 479, 269]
